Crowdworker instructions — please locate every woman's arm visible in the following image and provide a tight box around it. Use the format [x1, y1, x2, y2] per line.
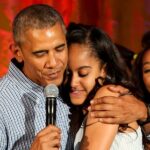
[80, 85, 119, 150]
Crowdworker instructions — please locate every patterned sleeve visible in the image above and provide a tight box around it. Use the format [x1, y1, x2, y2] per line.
[0, 103, 7, 150]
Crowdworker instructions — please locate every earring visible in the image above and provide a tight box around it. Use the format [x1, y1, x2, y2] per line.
[96, 76, 105, 86]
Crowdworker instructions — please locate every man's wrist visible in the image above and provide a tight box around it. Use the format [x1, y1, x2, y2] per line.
[138, 103, 150, 125]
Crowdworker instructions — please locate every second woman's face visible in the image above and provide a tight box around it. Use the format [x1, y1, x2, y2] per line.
[68, 43, 105, 105]
[142, 49, 150, 92]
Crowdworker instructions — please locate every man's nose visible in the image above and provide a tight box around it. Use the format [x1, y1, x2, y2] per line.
[46, 52, 57, 68]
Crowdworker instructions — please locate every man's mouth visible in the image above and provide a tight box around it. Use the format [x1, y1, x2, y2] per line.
[46, 70, 61, 80]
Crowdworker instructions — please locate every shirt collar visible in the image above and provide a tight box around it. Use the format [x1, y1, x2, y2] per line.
[8, 58, 44, 94]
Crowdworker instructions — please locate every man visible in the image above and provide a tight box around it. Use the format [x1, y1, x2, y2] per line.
[0, 4, 69, 150]
[0, 4, 148, 150]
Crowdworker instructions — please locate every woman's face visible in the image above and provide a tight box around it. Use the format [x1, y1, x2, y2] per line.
[142, 49, 150, 92]
[68, 43, 106, 105]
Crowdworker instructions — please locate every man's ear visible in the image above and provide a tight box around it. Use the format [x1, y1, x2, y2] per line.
[10, 43, 23, 63]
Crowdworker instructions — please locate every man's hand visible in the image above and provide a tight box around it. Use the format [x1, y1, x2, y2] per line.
[30, 125, 61, 150]
[88, 85, 147, 124]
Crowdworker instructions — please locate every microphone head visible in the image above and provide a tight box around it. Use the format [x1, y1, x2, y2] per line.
[44, 84, 59, 97]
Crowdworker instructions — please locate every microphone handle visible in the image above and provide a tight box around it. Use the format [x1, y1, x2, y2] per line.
[46, 97, 56, 126]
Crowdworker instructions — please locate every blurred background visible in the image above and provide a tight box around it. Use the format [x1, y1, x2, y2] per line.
[0, 0, 150, 76]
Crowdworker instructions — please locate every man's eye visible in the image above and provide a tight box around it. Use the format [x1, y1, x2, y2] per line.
[34, 51, 47, 57]
[56, 45, 65, 52]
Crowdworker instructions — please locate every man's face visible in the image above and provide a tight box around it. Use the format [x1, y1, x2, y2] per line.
[16, 23, 68, 86]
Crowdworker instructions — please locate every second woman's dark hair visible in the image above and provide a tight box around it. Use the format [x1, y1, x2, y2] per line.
[133, 48, 150, 104]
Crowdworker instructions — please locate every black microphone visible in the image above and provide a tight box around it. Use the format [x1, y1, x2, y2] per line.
[44, 84, 59, 126]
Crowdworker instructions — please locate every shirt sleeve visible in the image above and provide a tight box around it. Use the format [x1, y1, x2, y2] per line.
[0, 105, 7, 150]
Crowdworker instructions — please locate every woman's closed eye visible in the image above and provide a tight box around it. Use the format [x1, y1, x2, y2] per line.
[144, 69, 150, 73]
[78, 72, 89, 77]
[66, 70, 89, 77]
[78, 67, 91, 78]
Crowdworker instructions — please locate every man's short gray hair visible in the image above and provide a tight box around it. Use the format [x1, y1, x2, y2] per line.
[12, 4, 66, 45]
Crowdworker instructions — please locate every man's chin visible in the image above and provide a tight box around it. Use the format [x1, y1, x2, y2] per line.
[42, 79, 63, 87]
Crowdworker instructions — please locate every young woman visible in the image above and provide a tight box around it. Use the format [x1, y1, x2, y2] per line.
[133, 41, 150, 149]
[64, 23, 143, 150]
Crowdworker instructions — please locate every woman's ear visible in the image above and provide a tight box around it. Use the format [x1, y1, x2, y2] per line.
[99, 64, 106, 78]
[9, 43, 23, 63]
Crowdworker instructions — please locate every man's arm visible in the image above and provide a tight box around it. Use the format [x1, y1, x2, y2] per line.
[88, 85, 148, 124]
